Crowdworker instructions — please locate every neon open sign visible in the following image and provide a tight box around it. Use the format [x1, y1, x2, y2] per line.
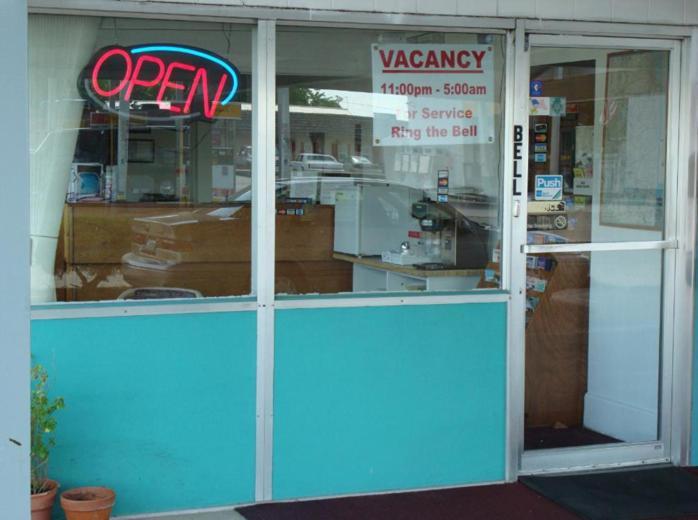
[79, 44, 240, 121]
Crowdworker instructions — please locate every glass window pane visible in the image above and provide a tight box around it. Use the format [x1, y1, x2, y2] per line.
[29, 15, 253, 303]
[524, 250, 662, 449]
[527, 48, 669, 244]
[275, 28, 506, 295]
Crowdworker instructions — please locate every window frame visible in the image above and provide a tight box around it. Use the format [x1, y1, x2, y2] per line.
[29, 11, 513, 317]
[271, 23, 512, 301]
[508, 28, 691, 481]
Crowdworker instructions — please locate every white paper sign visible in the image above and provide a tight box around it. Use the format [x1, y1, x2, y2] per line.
[573, 177, 593, 196]
[371, 44, 495, 146]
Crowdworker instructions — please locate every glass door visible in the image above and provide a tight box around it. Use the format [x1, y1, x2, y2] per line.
[512, 34, 681, 474]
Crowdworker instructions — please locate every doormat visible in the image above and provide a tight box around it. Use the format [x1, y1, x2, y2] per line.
[237, 482, 578, 520]
[521, 466, 698, 520]
[525, 426, 619, 450]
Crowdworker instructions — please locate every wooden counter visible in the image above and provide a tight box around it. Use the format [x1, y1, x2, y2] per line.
[333, 252, 483, 292]
[333, 253, 481, 278]
[58, 202, 351, 301]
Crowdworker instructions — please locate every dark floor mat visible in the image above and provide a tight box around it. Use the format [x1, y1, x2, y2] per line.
[237, 482, 579, 520]
[521, 466, 698, 520]
[525, 426, 619, 450]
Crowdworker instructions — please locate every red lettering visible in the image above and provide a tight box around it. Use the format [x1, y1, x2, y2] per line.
[424, 51, 439, 68]
[156, 61, 196, 113]
[394, 50, 409, 68]
[440, 50, 455, 68]
[452, 125, 477, 137]
[409, 50, 423, 68]
[91, 48, 132, 97]
[184, 68, 228, 118]
[472, 50, 486, 69]
[379, 47, 484, 71]
[86, 46, 238, 120]
[125, 55, 165, 101]
[379, 49, 394, 68]
[456, 50, 471, 69]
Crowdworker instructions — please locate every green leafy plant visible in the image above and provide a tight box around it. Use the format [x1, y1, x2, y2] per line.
[31, 364, 64, 494]
[289, 87, 343, 108]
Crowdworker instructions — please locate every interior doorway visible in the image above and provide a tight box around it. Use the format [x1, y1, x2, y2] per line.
[525, 58, 597, 450]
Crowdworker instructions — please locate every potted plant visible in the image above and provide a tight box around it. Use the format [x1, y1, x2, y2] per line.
[60, 486, 116, 520]
[30, 364, 64, 520]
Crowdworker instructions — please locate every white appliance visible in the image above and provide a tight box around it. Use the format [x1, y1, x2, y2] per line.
[334, 183, 423, 256]
[67, 162, 104, 202]
[212, 164, 236, 202]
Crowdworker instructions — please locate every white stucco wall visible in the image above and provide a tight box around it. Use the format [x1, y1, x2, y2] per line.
[138, 0, 698, 26]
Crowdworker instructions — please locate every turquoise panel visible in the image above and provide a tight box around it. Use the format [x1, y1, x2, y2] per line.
[273, 303, 507, 499]
[31, 311, 256, 517]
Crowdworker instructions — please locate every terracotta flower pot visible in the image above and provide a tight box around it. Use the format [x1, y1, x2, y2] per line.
[60, 486, 116, 520]
[31, 479, 59, 520]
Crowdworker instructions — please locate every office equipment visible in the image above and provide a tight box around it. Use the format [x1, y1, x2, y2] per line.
[334, 252, 481, 292]
[67, 163, 104, 202]
[411, 200, 490, 269]
[333, 183, 423, 256]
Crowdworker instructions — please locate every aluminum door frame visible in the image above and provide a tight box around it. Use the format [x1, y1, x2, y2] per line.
[507, 26, 688, 477]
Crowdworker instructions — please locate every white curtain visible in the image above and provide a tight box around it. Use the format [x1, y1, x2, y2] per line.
[29, 15, 99, 303]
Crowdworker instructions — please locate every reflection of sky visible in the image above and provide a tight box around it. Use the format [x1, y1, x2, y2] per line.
[318, 89, 409, 121]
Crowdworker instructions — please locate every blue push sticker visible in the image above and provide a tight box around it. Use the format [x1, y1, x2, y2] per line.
[535, 174, 563, 201]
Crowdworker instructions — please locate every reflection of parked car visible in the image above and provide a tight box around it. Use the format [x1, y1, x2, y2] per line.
[346, 155, 381, 173]
[230, 175, 390, 203]
[235, 145, 253, 169]
[230, 177, 496, 222]
[290, 153, 344, 172]
[235, 145, 280, 171]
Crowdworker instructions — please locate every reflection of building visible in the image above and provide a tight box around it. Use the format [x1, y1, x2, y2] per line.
[278, 104, 374, 160]
[235, 103, 375, 168]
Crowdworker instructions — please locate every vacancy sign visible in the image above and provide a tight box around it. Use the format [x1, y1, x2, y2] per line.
[371, 44, 494, 146]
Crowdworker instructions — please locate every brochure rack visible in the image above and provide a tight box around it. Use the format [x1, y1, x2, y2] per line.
[480, 251, 591, 427]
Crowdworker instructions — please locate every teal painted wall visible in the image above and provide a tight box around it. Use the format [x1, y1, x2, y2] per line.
[273, 303, 508, 500]
[31, 311, 257, 517]
[31, 301, 509, 514]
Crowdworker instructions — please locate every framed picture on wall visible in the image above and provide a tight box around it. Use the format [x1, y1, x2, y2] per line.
[128, 139, 155, 163]
[599, 50, 669, 230]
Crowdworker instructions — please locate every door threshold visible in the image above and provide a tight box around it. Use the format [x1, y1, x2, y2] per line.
[520, 441, 669, 476]
[520, 461, 675, 478]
